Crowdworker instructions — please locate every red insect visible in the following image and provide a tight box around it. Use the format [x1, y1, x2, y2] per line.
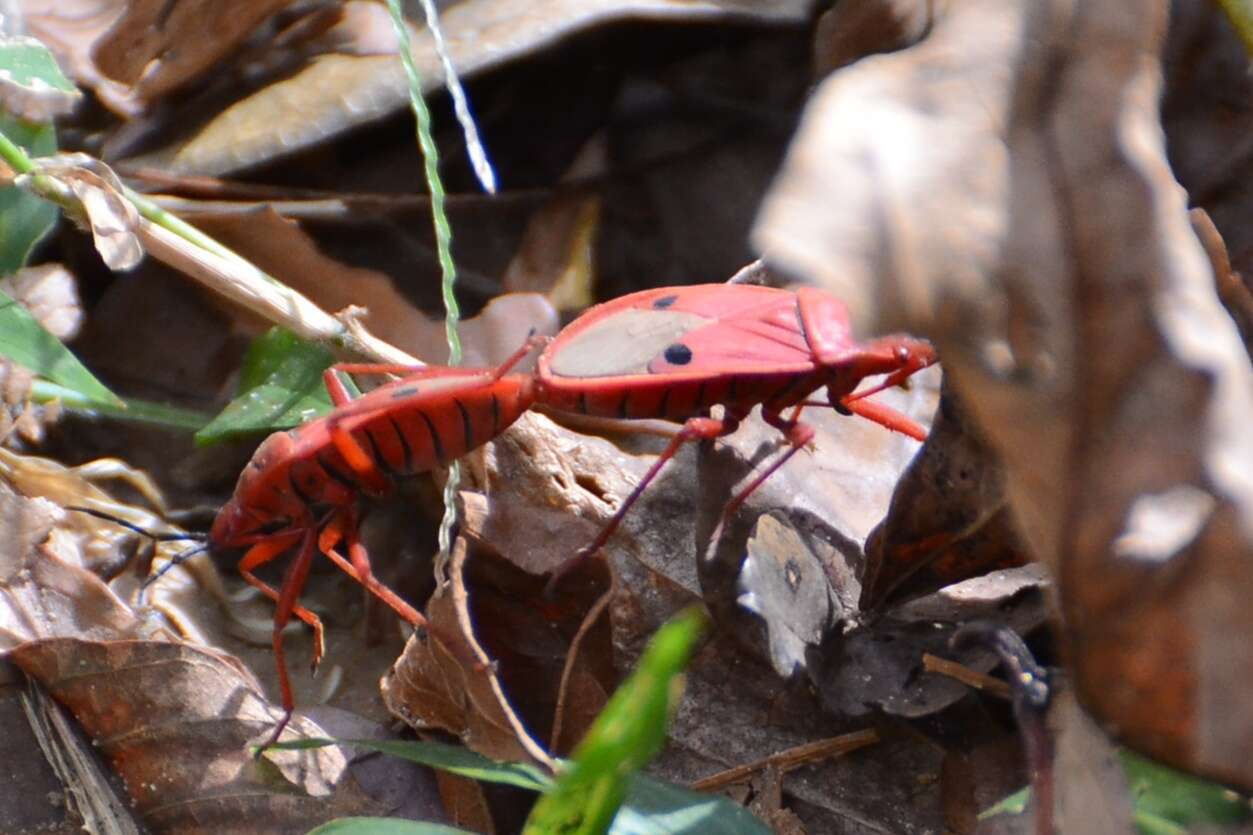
[531, 283, 936, 589]
[205, 338, 540, 746]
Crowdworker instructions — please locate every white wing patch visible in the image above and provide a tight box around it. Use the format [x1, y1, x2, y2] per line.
[547, 308, 711, 377]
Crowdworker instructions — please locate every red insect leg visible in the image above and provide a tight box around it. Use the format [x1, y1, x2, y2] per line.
[237, 527, 322, 750]
[719, 406, 816, 521]
[317, 505, 425, 627]
[838, 396, 928, 441]
[544, 414, 738, 595]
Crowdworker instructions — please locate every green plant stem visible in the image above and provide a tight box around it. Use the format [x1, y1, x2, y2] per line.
[385, 0, 465, 563]
[0, 129, 34, 174]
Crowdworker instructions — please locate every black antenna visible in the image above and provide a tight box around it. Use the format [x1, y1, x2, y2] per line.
[142, 542, 212, 589]
[67, 506, 206, 543]
[66, 506, 212, 593]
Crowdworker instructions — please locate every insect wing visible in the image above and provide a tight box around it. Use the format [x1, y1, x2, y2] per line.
[545, 285, 817, 380]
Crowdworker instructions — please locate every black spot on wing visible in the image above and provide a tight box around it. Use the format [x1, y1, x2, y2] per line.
[652, 294, 679, 309]
[391, 385, 420, 400]
[663, 343, 693, 365]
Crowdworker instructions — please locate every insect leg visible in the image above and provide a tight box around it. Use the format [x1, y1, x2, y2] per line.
[545, 414, 736, 596]
[836, 396, 928, 441]
[719, 406, 816, 521]
[238, 529, 322, 751]
[317, 506, 426, 627]
[488, 333, 550, 381]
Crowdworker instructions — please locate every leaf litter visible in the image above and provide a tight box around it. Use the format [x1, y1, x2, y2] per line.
[3, 0, 1252, 831]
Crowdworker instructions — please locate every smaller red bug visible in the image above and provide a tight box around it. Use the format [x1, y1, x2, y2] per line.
[531, 283, 936, 590]
[180, 337, 543, 747]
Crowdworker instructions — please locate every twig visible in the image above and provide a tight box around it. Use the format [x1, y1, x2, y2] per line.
[690, 729, 880, 791]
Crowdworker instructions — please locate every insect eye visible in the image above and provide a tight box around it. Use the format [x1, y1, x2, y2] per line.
[663, 343, 693, 365]
[895, 346, 910, 362]
[652, 295, 678, 309]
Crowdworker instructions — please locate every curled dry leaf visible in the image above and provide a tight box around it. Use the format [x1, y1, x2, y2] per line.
[132, 0, 816, 176]
[28, 155, 142, 270]
[754, 0, 1253, 788]
[381, 535, 555, 768]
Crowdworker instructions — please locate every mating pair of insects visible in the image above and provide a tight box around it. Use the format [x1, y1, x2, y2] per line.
[137, 283, 937, 746]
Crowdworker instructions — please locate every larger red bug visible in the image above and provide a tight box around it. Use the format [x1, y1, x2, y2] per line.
[531, 283, 937, 588]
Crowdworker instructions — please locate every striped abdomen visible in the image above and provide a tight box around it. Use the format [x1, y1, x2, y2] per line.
[214, 371, 534, 545]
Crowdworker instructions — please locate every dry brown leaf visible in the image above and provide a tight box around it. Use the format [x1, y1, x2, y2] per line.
[189, 208, 559, 365]
[9, 638, 379, 832]
[381, 536, 554, 768]
[130, 0, 815, 175]
[860, 382, 1030, 612]
[91, 0, 297, 101]
[0, 486, 146, 650]
[29, 155, 142, 270]
[754, 0, 1253, 789]
[20, 0, 138, 115]
[0, 263, 84, 341]
[502, 135, 606, 311]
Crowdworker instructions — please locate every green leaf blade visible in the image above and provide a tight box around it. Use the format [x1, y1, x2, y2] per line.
[525, 607, 729, 835]
[196, 328, 335, 444]
[307, 818, 475, 835]
[0, 289, 118, 406]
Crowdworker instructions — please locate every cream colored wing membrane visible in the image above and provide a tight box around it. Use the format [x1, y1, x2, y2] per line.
[547, 308, 711, 377]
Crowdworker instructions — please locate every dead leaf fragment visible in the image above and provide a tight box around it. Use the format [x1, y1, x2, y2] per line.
[28, 155, 142, 270]
[91, 0, 297, 101]
[0, 263, 84, 340]
[132, 0, 817, 175]
[9, 638, 378, 830]
[754, 0, 1253, 787]
[21, 0, 137, 115]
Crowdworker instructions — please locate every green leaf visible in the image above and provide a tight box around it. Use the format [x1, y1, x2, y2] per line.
[614, 774, 771, 835]
[273, 738, 553, 793]
[525, 607, 719, 835]
[307, 819, 475, 835]
[0, 36, 72, 273]
[980, 751, 1251, 834]
[0, 289, 117, 405]
[32, 380, 210, 430]
[0, 115, 56, 275]
[1123, 751, 1250, 831]
[196, 328, 336, 444]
